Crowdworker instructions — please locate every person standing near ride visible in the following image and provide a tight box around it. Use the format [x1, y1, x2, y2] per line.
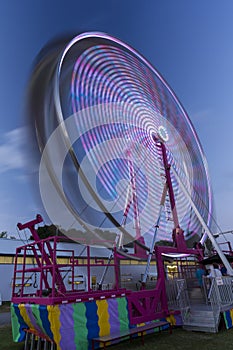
[196, 264, 206, 289]
[220, 264, 227, 276]
[206, 263, 223, 302]
[207, 263, 222, 277]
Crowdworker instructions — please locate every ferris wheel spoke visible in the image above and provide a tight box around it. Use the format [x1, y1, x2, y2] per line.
[29, 32, 216, 253]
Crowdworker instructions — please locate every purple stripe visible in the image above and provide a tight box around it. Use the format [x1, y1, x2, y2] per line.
[25, 305, 43, 334]
[59, 304, 75, 349]
[108, 299, 120, 334]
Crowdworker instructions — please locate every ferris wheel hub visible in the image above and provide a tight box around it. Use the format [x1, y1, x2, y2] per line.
[151, 126, 169, 144]
[157, 126, 169, 142]
[29, 31, 214, 248]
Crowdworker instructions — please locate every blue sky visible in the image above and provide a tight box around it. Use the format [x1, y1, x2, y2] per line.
[1, 1, 233, 242]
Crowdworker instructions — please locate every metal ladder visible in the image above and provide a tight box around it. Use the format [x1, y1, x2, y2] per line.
[24, 331, 56, 350]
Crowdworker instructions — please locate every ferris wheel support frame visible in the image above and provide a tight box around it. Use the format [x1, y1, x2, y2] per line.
[171, 164, 233, 276]
[141, 183, 167, 284]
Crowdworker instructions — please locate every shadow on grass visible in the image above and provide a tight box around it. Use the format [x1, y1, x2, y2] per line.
[0, 302, 11, 313]
[110, 327, 233, 350]
[1, 325, 233, 350]
[0, 325, 24, 350]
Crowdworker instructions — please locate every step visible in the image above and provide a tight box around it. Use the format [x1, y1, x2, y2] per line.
[183, 324, 217, 333]
[185, 308, 216, 322]
[190, 300, 206, 305]
[184, 317, 216, 326]
[188, 292, 205, 301]
[189, 309, 214, 317]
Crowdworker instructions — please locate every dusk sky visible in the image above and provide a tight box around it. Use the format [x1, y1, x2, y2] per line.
[1, 1, 233, 244]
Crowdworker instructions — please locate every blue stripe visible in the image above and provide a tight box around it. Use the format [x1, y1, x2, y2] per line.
[224, 310, 232, 329]
[85, 301, 99, 349]
[13, 303, 28, 342]
[39, 305, 54, 340]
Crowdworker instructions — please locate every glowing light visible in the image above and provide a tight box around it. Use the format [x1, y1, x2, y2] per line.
[158, 125, 169, 142]
[29, 32, 215, 247]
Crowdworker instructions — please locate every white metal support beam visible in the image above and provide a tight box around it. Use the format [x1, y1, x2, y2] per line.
[171, 165, 233, 276]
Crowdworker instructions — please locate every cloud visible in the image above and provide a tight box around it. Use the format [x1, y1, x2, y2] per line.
[189, 108, 211, 123]
[0, 127, 28, 173]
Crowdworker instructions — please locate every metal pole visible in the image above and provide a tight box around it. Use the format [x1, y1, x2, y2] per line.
[160, 142, 179, 228]
[98, 166, 136, 288]
[142, 183, 167, 284]
[98, 221, 125, 288]
[127, 152, 141, 239]
[171, 164, 233, 276]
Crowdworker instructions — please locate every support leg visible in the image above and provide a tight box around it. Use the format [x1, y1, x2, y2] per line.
[30, 334, 35, 350]
[24, 332, 29, 350]
[36, 337, 42, 350]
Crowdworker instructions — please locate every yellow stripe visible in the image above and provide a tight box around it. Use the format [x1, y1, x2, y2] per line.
[166, 314, 176, 326]
[18, 304, 35, 330]
[230, 309, 233, 323]
[48, 305, 61, 350]
[96, 300, 110, 336]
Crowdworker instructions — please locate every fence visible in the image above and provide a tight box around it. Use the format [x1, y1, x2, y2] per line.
[203, 276, 233, 307]
[166, 278, 189, 314]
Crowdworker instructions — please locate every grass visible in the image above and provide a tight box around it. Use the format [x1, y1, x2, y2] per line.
[1, 325, 233, 350]
[0, 325, 24, 350]
[112, 327, 233, 350]
[0, 302, 11, 313]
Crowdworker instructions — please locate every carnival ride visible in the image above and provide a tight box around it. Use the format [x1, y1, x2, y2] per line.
[11, 32, 233, 349]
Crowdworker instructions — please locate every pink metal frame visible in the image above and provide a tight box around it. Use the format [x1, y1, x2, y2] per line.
[127, 137, 204, 324]
[12, 216, 127, 304]
[12, 141, 204, 324]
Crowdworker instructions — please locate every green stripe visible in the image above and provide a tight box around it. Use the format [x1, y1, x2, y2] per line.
[73, 302, 88, 349]
[117, 297, 129, 331]
[11, 304, 21, 342]
[31, 304, 46, 334]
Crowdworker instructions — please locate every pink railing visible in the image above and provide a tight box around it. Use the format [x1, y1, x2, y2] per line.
[11, 236, 127, 305]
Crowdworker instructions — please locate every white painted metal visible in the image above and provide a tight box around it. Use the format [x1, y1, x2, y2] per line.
[171, 165, 233, 276]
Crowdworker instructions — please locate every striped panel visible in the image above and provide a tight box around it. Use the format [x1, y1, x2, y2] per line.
[85, 301, 99, 349]
[96, 300, 110, 336]
[107, 298, 120, 334]
[11, 303, 27, 342]
[59, 304, 76, 350]
[48, 305, 61, 349]
[25, 304, 44, 334]
[30, 304, 47, 336]
[73, 302, 88, 350]
[39, 305, 54, 341]
[18, 304, 35, 330]
[230, 309, 233, 328]
[117, 297, 129, 331]
[223, 310, 232, 329]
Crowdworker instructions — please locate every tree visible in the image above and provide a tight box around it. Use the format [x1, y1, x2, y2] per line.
[29, 224, 58, 240]
[0, 231, 8, 238]
[29, 224, 118, 245]
[155, 239, 173, 246]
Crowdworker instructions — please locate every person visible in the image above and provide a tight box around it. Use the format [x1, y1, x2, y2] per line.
[206, 264, 223, 302]
[196, 265, 206, 289]
[220, 265, 227, 276]
[207, 263, 222, 277]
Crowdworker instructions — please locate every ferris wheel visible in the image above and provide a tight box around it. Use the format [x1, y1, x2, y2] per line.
[29, 32, 217, 251]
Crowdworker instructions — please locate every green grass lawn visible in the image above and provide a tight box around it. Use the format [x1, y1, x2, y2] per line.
[0, 325, 24, 350]
[112, 327, 233, 350]
[1, 325, 233, 350]
[0, 302, 11, 313]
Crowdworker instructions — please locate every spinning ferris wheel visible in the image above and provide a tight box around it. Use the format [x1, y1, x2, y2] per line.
[29, 32, 225, 262]
[12, 32, 233, 346]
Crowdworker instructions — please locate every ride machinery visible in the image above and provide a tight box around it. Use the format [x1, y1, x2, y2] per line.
[11, 32, 232, 348]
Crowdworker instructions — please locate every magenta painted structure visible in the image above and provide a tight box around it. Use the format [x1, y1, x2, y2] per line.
[11, 139, 205, 339]
[12, 215, 204, 327]
[12, 215, 126, 305]
[11, 297, 182, 350]
[12, 140, 204, 324]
